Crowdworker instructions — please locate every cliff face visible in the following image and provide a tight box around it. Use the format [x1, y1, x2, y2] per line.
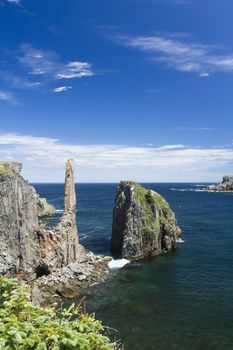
[0, 160, 81, 276]
[111, 181, 181, 260]
[206, 176, 233, 191]
[0, 162, 40, 274]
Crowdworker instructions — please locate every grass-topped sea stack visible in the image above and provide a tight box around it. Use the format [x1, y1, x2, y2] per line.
[111, 181, 181, 260]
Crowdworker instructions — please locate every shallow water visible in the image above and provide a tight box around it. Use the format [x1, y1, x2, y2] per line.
[34, 183, 233, 350]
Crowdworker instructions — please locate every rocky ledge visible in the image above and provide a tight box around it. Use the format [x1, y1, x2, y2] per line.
[204, 175, 233, 192]
[111, 181, 181, 260]
[0, 160, 110, 303]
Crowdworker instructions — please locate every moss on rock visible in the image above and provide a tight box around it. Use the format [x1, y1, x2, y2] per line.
[111, 181, 181, 260]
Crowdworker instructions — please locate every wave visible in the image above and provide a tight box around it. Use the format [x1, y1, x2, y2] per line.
[56, 209, 79, 213]
[170, 188, 196, 192]
[108, 259, 130, 269]
[176, 238, 184, 243]
[170, 187, 208, 192]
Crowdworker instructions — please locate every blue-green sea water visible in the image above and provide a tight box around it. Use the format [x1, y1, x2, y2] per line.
[34, 183, 233, 350]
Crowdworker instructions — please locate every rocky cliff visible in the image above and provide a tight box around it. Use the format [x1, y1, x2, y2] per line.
[0, 162, 40, 274]
[111, 181, 181, 260]
[0, 160, 110, 300]
[205, 176, 233, 191]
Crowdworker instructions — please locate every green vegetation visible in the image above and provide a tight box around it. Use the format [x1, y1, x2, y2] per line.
[0, 277, 118, 350]
[132, 183, 171, 234]
[0, 162, 13, 175]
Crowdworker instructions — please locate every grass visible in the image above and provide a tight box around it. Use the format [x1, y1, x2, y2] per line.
[0, 162, 14, 175]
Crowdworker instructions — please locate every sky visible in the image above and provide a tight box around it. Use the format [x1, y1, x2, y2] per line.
[1, 0, 233, 182]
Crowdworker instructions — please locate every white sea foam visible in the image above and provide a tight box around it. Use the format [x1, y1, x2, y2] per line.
[56, 209, 64, 213]
[108, 258, 130, 269]
[170, 188, 195, 192]
[176, 238, 184, 243]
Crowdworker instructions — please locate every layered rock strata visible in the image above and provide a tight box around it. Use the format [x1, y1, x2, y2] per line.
[111, 181, 181, 260]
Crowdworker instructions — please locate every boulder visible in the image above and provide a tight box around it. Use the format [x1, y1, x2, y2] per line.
[111, 181, 181, 260]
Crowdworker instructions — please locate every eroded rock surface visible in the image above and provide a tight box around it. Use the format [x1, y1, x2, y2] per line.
[0, 161, 40, 274]
[111, 181, 181, 260]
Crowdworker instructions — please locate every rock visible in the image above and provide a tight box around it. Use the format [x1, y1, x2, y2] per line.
[0, 159, 114, 303]
[111, 181, 181, 260]
[204, 175, 233, 191]
[36, 253, 112, 303]
[36, 196, 56, 217]
[36, 159, 81, 272]
[0, 161, 22, 174]
[0, 162, 40, 274]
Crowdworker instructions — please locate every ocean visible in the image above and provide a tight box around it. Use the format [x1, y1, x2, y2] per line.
[34, 183, 233, 350]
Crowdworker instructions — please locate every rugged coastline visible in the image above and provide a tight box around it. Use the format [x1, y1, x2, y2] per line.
[0, 160, 111, 302]
[0, 161, 182, 303]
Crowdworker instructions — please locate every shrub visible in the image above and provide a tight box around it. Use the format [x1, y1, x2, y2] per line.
[0, 277, 117, 350]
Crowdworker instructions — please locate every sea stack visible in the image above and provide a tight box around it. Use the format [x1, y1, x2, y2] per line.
[111, 181, 181, 260]
[37, 159, 81, 271]
[56, 159, 80, 263]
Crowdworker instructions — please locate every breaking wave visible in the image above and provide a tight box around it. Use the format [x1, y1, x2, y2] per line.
[108, 259, 130, 269]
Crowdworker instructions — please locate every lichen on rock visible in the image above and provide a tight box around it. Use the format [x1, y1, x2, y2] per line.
[111, 181, 181, 260]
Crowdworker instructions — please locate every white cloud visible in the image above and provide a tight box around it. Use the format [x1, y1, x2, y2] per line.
[0, 132, 233, 182]
[0, 91, 17, 104]
[6, 0, 20, 4]
[19, 44, 93, 81]
[173, 126, 210, 131]
[53, 86, 72, 93]
[56, 62, 94, 79]
[0, 44, 94, 98]
[116, 33, 233, 76]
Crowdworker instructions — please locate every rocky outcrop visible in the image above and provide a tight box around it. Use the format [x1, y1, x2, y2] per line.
[111, 181, 181, 260]
[36, 195, 56, 217]
[34, 253, 111, 303]
[0, 160, 110, 301]
[204, 176, 233, 191]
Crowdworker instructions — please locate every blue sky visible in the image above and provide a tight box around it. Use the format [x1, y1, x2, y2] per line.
[1, 0, 233, 182]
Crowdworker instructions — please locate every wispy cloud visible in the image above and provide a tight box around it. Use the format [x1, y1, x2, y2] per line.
[0, 132, 233, 182]
[0, 91, 17, 104]
[0, 44, 94, 99]
[115, 32, 233, 76]
[53, 86, 72, 93]
[173, 126, 210, 131]
[132, 0, 192, 4]
[6, 0, 20, 4]
[19, 44, 94, 81]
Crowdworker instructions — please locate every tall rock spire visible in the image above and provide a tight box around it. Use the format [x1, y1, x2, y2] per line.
[63, 159, 80, 262]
